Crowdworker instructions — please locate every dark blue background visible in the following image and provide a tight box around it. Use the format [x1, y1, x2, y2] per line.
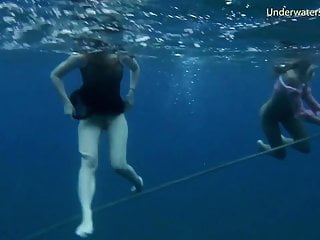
[1, 50, 320, 240]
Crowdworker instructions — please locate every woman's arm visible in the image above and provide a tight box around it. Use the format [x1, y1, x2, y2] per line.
[289, 91, 320, 125]
[117, 52, 140, 110]
[50, 54, 87, 104]
[302, 85, 320, 114]
[118, 52, 140, 91]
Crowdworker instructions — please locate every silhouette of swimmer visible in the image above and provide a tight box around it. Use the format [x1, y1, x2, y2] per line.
[50, 41, 143, 238]
[257, 58, 320, 159]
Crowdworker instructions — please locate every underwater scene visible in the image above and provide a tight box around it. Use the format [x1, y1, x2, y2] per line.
[1, 0, 320, 239]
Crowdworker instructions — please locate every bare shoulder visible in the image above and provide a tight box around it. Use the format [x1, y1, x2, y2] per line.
[60, 53, 88, 69]
[51, 53, 87, 77]
[67, 53, 87, 65]
[117, 51, 139, 70]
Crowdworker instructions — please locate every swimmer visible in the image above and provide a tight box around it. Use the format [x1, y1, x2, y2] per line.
[50, 42, 143, 238]
[257, 58, 320, 159]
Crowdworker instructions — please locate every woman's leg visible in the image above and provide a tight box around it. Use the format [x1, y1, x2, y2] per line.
[282, 117, 310, 153]
[76, 118, 102, 238]
[258, 104, 287, 159]
[108, 114, 143, 192]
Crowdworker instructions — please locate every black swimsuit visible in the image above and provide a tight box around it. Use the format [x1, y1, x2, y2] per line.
[70, 52, 125, 120]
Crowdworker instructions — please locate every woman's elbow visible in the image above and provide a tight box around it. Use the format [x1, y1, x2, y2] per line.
[135, 67, 140, 76]
[132, 63, 140, 73]
[50, 71, 59, 83]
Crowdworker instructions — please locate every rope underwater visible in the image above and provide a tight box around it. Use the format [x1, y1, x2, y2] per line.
[22, 132, 320, 240]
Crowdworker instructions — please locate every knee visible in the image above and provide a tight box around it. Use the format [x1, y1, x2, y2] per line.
[80, 153, 98, 169]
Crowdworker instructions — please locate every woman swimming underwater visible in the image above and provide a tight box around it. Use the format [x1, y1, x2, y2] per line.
[258, 59, 320, 159]
[50, 43, 143, 238]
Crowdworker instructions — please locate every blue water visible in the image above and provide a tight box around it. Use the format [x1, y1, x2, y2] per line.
[1, 51, 320, 240]
[1, 1, 320, 240]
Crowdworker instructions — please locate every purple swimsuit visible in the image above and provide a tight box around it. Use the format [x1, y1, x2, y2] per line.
[274, 76, 320, 124]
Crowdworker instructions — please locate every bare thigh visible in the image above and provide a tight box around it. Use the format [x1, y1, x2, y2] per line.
[260, 103, 286, 159]
[78, 118, 102, 168]
[281, 117, 310, 153]
[107, 114, 128, 168]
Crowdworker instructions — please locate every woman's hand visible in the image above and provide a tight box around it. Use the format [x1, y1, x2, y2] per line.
[125, 88, 135, 111]
[64, 101, 75, 116]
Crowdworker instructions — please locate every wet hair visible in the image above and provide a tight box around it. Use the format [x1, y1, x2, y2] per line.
[274, 58, 313, 77]
[289, 59, 313, 76]
[73, 37, 111, 53]
[75, 36, 128, 52]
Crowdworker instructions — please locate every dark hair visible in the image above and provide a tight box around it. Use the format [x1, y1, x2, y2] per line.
[73, 36, 129, 55]
[274, 58, 313, 76]
[74, 37, 110, 52]
[289, 59, 313, 76]
[70, 36, 111, 54]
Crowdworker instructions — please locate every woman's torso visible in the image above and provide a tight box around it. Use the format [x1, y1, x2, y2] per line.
[264, 76, 304, 120]
[78, 52, 125, 115]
